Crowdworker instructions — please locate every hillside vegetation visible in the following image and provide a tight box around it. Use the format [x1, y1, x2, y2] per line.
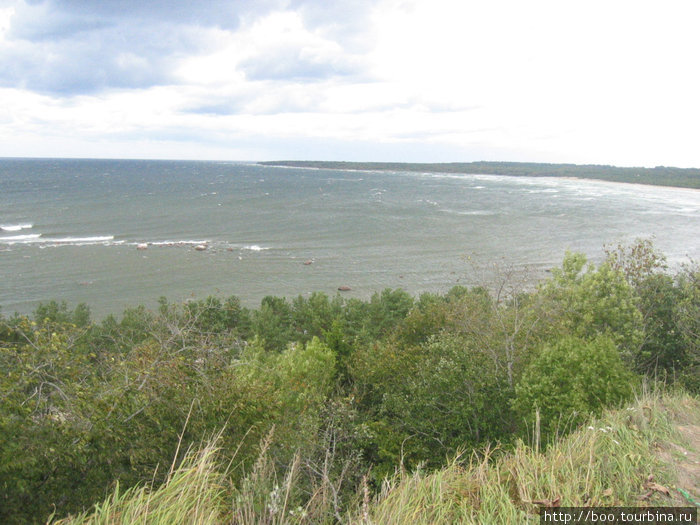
[0, 239, 698, 523]
[54, 389, 700, 524]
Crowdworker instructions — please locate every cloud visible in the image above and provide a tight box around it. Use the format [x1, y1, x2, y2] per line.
[1, 1, 225, 94]
[1, 0, 700, 166]
[236, 11, 365, 82]
[239, 47, 358, 82]
[1, 29, 184, 93]
[0, 0, 376, 95]
[12, 0, 252, 31]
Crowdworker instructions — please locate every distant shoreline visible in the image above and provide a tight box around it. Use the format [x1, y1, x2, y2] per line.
[259, 160, 700, 190]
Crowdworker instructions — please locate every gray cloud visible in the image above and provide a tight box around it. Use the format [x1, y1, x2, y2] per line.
[2, 0, 225, 94]
[1, 0, 375, 95]
[13, 0, 259, 30]
[2, 21, 203, 93]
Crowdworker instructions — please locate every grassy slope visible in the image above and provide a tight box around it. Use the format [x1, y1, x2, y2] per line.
[53, 389, 699, 524]
[361, 389, 699, 524]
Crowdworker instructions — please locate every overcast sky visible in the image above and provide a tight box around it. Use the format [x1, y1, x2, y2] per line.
[1, 0, 699, 166]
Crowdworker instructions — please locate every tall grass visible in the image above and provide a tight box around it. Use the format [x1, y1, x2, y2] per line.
[358, 388, 697, 524]
[51, 389, 698, 524]
[52, 440, 227, 525]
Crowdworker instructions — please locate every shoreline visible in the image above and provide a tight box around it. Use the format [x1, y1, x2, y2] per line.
[259, 160, 700, 190]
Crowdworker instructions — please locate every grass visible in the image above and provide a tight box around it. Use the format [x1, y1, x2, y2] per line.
[51, 389, 699, 524]
[360, 388, 697, 524]
[52, 441, 227, 525]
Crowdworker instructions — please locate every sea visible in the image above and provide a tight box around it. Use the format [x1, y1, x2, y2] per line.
[1, 158, 698, 319]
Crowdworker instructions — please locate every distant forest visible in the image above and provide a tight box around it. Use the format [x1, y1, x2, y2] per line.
[259, 160, 700, 189]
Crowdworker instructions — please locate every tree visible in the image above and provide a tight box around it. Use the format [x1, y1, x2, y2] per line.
[674, 264, 700, 392]
[513, 336, 636, 441]
[604, 240, 696, 383]
[352, 332, 513, 477]
[252, 296, 295, 351]
[534, 252, 644, 364]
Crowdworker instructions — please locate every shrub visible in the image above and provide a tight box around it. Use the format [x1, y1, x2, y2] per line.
[513, 335, 637, 441]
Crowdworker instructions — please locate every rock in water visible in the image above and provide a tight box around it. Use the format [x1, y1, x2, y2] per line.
[338, 285, 351, 291]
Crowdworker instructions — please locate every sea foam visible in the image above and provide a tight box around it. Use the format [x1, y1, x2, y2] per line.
[47, 236, 115, 244]
[0, 233, 41, 243]
[0, 223, 33, 232]
[149, 240, 211, 246]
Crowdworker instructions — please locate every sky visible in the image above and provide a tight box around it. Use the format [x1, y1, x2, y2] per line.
[1, 0, 699, 166]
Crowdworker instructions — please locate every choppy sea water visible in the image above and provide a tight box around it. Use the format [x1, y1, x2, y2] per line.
[1, 158, 698, 318]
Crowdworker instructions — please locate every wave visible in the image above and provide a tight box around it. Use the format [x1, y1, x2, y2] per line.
[46, 236, 115, 244]
[131, 241, 270, 252]
[439, 209, 496, 216]
[1, 223, 33, 232]
[148, 240, 211, 246]
[0, 233, 41, 243]
[0, 234, 276, 251]
[0, 234, 115, 246]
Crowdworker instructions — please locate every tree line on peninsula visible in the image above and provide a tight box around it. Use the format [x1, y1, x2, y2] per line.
[260, 160, 700, 189]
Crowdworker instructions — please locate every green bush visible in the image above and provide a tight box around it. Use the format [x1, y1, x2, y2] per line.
[513, 335, 637, 441]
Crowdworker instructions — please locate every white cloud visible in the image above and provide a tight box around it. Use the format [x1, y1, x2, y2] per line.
[1, 0, 699, 165]
[0, 6, 14, 38]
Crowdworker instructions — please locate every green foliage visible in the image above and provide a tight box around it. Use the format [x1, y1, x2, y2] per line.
[184, 295, 252, 337]
[513, 336, 636, 440]
[605, 239, 698, 385]
[536, 252, 644, 362]
[367, 333, 513, 474]
[447, 285, 539, 387]
[252, 296, 296, 351]
[674, 264, 700, 392]
[34, 300, 91, 328]
[393, 291, 451, 347]
[230, 336, 337, 468]
[633, 273, 687, 375]
[362, 390, 697, 524]
[53, 441, 227, 525]
[1, 244, 697, 523]
[57, 390, 699, 524]
[365, 288, 414, 339]
[604, 237, 668, 288]
[291, 292, 343, 343]
[323, 319, 353, 383]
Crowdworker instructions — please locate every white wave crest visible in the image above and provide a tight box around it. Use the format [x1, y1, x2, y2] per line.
[148, 240, 211, 246]
[1, 223, 33, 232]
[439, 209, 496, 216]
[47, 236, 115, 244]
[0, 233, 41, 243]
